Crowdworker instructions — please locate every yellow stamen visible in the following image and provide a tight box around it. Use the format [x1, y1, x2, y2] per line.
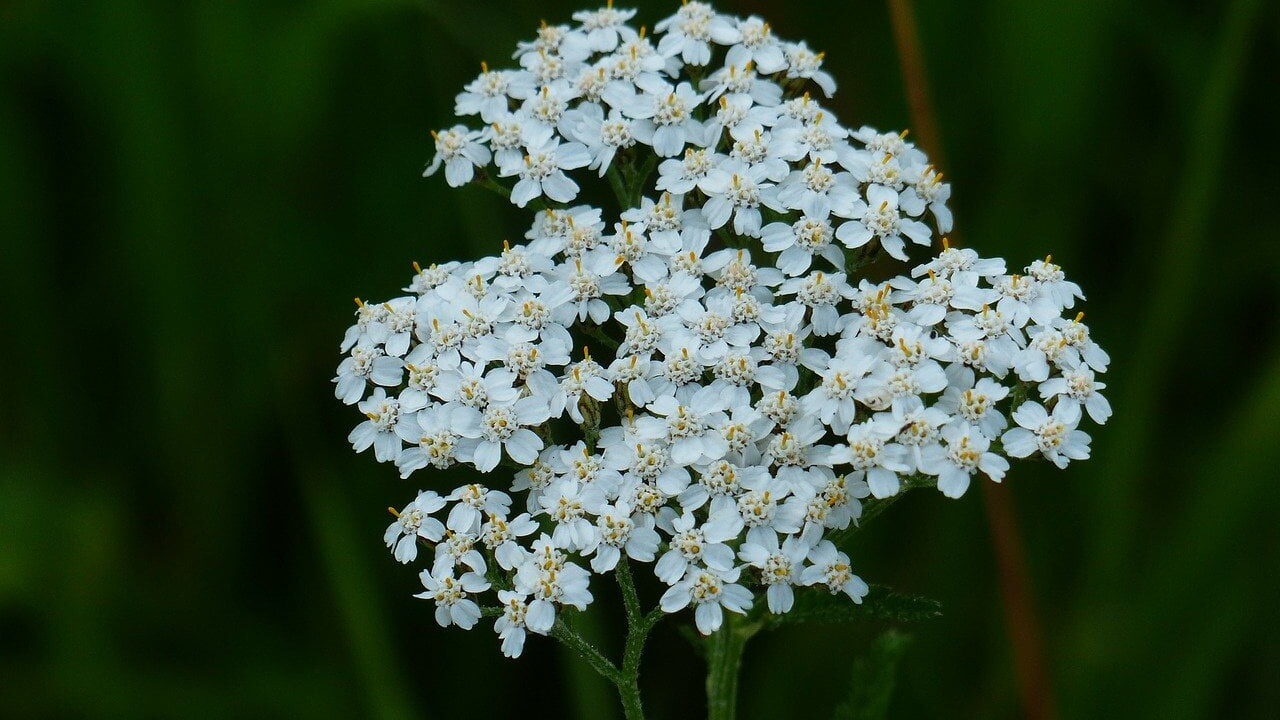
[1075, 311, 1085, 322]
[387, 506, 400, 518]
[480, 61, 488, 73]
[353, 297, 364, 307]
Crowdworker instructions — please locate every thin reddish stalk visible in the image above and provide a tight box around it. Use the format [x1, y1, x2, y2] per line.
[885, 0, 946, 171]
[884, 2, 1055, 718]
[981, 485, 1056, 720]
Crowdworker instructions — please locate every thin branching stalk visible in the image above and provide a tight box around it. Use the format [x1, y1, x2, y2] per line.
[552, 617, 619, 681]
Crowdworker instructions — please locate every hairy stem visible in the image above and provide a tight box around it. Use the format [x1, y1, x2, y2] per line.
[552, 616, 619, 683]
[607, 164, 631, 210]
[613, 561, 668, 720]
[705, 613, 761, 720]
[615, 561, 646, 720]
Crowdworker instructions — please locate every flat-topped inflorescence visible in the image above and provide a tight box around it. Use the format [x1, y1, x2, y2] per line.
[336, 1, 1110, 660]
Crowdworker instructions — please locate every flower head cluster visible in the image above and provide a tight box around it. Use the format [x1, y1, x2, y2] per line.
[339, 2, 1110, 659]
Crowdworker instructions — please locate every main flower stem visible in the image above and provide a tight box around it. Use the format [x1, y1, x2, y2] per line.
[614, 560, 648, 720]
[705, 613, 762, 720]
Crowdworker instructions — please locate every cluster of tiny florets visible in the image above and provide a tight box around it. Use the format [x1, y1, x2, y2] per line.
[337, 1, 1110, 659]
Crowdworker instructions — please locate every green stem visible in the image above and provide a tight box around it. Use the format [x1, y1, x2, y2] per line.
[474, 168, 549, 210]
[616, 557, 643, 623]
[627, 154, 660, 208]
[614, 561, 662, 720]
[550, 563, 668, 720]
[606, 164, 630, 209]
[705, 613, 761, 720]
[551, 616, 619, 683]
[474, 169, 511, 198]
[583, 324, 621, 351]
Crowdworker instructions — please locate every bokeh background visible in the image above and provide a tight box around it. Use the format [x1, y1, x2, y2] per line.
[3, 0, 1278, 717]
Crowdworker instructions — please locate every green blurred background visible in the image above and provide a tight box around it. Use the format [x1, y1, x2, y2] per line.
[3, 0, 1278, 717]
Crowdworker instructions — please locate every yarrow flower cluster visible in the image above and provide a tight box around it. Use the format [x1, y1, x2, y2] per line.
[338, 2, 1110, 660]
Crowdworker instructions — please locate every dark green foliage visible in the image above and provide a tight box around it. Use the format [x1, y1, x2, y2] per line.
[832, 630, 913, 720]
[765, 587, 942, 629]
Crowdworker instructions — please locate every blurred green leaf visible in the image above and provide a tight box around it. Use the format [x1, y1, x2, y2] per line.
[304, 471, 417, 720]
[766, 586, 942, 629]
[832, 629, 913, 720]
[1087, 0, 1266, 585]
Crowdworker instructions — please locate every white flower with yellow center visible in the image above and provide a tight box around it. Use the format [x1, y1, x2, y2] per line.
[415, 567, 489, 629]
[739, 533, 810, 613]
[657, 146, 721, 194]
[501, 135, 592, 207]
[455, 63, 535, 122]
[920, 422, 1008, 498]
[349, 387, 419, 463]
[494, 590, 536, 658]
[453, 396, 550, 471]
[802, 540, 868, 603]
[625, 80, 705, 157]
[722, 16, 786, 74]
[573, 3, 638, 52]
[660, 566, 754, 635]
[384, 490, 447, 564]
[540, 479, 608, 551]
[425, 125, 491, 187]
[837, 183, 932, 261]
[333, 343, 404, 405]
[1038, 358, 1111, 424]
[783, 40, 835, 95]
[836, 418, 912, 498]
[1001, 401, 1092, 469]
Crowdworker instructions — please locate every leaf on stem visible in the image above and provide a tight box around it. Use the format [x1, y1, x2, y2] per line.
[764, 585, 941, 628]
